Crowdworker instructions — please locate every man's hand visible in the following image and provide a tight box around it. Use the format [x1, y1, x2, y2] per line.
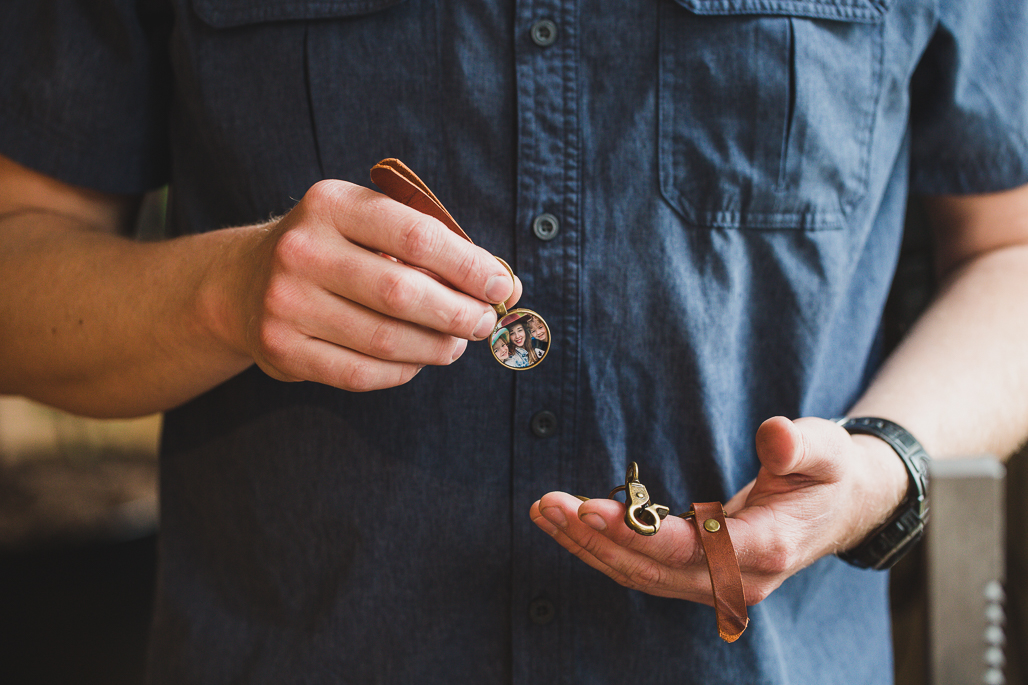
[208, 180, 521, 392]
[529, 416, 908, 605]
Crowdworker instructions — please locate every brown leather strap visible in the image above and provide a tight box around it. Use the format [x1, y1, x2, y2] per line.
[370, 158, 520, 320]
[370, 158, 473, 243]
[690, 501, 749, 643]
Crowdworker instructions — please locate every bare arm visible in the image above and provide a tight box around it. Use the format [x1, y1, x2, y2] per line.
[0, 154, 249, 416]
[850, 184, 1028, 460]
[0, 154, 517, 418]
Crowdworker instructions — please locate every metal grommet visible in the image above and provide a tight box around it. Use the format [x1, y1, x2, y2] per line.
[703, 518, 721, 533]
[532, 213, 560, 241]
[528, 597, 556, 625]
[530, 19, 558, 47]
[530, 410, 558, 438]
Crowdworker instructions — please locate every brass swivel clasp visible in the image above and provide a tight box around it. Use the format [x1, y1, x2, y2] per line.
[608, 462, 670, 536]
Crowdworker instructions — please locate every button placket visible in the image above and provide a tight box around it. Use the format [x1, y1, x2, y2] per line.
[512, 1, 580, 682]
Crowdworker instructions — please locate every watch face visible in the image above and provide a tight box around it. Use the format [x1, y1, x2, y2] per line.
[490, 309, 550, 370]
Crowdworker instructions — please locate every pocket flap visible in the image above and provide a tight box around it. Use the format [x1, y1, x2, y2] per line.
[193, 0, 407, 28]
[672, 0, 889, 23]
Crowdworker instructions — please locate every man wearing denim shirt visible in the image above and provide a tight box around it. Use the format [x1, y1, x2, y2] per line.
[1, 0, 1027, 682]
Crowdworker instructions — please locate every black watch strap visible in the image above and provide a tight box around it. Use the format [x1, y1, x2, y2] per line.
[833, 417, 931, 570]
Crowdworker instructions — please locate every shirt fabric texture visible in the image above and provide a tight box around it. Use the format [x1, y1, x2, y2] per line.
[2, 0, 1028, 683]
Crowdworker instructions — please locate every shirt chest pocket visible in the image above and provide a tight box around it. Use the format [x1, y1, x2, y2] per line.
[176, 0, 432, 227]
[659, 0, 889, 230]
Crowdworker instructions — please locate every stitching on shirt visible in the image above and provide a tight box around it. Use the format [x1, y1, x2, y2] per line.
[677, 0, 887, 23]
[845, 8, 886, 219]
[193, 0, 403, 28]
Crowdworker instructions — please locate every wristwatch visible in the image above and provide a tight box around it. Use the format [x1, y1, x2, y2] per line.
[833, 417, 930, 570]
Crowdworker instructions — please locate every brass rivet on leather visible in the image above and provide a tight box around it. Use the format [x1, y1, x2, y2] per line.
[586, 466, 749, 642]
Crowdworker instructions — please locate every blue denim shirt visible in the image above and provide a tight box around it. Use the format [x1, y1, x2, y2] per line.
[2, 0, 1027, 683]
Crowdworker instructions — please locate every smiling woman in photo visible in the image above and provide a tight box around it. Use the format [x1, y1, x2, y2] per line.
[506, 321, 536, 368]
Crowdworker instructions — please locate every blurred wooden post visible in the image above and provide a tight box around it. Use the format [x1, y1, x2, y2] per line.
[927, 457, 1007, 685]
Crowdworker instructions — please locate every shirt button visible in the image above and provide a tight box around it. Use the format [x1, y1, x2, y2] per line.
[530, 19, 558, 47]
[531, 410, 558, 438]
[532, 213, 560, 241]
[528, 597, 556, 625]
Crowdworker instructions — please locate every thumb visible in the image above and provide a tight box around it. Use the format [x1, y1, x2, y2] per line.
[754, 416, 847, 483]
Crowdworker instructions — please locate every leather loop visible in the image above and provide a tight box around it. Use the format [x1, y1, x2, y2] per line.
[689, 501, 749, 642]
[370, 158, 473, 243]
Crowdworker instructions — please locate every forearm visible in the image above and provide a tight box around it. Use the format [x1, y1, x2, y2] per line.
[0, 176, 518, 417]
[849, 243, 1028, 461]
[0, 211, 257, 417]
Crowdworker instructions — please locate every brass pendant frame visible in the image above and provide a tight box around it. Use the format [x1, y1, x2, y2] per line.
[490, 308, 551, 371]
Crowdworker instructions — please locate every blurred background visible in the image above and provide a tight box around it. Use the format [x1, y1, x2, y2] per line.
[0, 398, 159, 684]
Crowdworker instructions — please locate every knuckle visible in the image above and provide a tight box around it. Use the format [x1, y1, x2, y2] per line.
[303, 179, 363, 228]
[668, 541, 704, 568]
[395, 363, 423, 386]
[253, 318, 292, 367]
[394, 216, 441, 263]
[577, 532, 610, 559]
[262, 277, 299, 320]
[446, 302, 480, 335]
[376, 268, 422, 313]
[366, 320, 404, 358]
[607, 571, 638, 591]
[304, 178, 349, 210]
[623, 559, 664, 589]
[425, 337, 457, 366]
[449, 246, 480, 286]
[340, 359, 378, 392]
[273, 226, 318, 272]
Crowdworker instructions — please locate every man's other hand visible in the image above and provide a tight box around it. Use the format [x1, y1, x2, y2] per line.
[529, 416, 908, 605]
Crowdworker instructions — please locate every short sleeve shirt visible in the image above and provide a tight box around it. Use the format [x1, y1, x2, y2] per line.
[2, 1, 1027, 683]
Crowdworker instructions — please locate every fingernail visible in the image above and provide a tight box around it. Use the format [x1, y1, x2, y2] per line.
[485, 274, 512, 303]
[474, 310, 496, 339]
[580, 513, 607, 531]
[451, 338, 468, 361]
[541, 506, 568, 530]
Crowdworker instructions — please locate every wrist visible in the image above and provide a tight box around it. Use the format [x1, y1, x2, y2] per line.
[851, 433, 910, 512]
[194, 225, 270, 365]
[834, 417, 931, 570]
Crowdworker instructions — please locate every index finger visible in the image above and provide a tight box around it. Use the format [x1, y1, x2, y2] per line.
[310, 181, 517, 305]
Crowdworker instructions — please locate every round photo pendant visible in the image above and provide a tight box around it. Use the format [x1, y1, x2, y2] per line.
[490, 309, 550, 370]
